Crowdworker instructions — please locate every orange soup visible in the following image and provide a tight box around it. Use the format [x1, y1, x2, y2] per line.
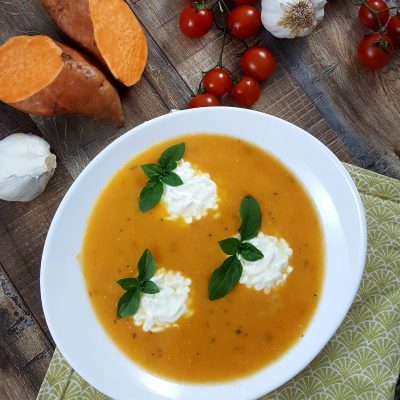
[82, 134, 324, 382]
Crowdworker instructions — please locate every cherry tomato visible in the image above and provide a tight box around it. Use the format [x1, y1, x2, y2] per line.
[179, 3, 213, 39]
[226, 6, 261, 40]
[388, 14, 400, 48]
[189, 93, 220, 108]
[203, 68, 233, 97]
[357, 33, 393, 70]
[231, 76, 260, 107]
[358, 0, 389, 30]
[231, 0, 258, 5]
[240, 46, 276, 81]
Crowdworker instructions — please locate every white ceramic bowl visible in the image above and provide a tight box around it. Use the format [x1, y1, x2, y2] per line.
[41, 107, 367, 400]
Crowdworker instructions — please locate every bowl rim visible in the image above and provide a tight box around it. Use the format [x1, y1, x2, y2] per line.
[41, 107, 367, 400]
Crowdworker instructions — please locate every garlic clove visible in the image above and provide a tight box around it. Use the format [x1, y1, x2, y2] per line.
[0, 133, 57, 202]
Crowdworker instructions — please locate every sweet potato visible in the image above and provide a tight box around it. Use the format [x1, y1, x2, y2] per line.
[41, 0, 148, 87]
[0, 35, 124, 126]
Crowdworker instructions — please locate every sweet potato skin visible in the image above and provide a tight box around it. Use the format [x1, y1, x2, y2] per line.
[40, 0, 103, 62]
[41, 0, 147, 86]
[10, 40, 124, 126]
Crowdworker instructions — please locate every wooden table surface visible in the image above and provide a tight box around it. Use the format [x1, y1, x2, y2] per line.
[0, 1, 399, 399]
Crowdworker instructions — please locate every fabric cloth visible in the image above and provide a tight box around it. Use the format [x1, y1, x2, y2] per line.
[37, 163, 400, 400]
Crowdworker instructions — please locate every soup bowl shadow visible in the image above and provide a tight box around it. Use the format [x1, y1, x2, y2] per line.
[41, 107, 367, 400]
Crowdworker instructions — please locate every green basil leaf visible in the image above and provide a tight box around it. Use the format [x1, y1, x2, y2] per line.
[139, 179, 163, 212]
[140, 280, 160, 294]
[208, 256, 243, 301]
[138, 248, 156, 281]
[117, 289, 140, 318]
[158, 143, 185, 170]
[239, 242, 264, 262]
[117, 278, 138, 291]
[164, 159, 178, 171]
[218, 237, 240, 255]
[161, 171, 183, 187]
[238, 195, 262, 241]
[141, 163, 162, 179]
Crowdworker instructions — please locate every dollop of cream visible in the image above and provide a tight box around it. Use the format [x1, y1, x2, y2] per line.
[133, 268, 192, 332]
[161, 160, 218, 223]
[239, 232, 293, 293]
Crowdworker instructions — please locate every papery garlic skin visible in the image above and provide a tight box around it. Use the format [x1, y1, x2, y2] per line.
[0, 133, 56, 201]
[261, 0, 326, 39]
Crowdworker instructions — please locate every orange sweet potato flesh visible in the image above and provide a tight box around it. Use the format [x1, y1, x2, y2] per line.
[0, 35, 124, 126]
[41, 0, 148, 87]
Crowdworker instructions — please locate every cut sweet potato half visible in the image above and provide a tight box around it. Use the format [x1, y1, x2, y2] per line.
[41, 0, 148, 86]
[0, 35, 124, 126]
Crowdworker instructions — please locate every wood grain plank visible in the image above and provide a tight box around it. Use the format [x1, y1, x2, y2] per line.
[0, 162, 73, 338]
[0, 104, 73, 341]
[0, 103, 42, 137]
[260, 0, 400, 178]
[0, 264, 53, 400]
[128, 0, 356, 164]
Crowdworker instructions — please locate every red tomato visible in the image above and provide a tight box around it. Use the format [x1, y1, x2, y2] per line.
[203, 68, 233, 97]
[179, 4, 213, 39]
[226, 6, 261, 40]
[189, 93, 220, 108]
[232, 0, 258, 4]
[357, 33, 393, 70]
[240, 46, 276, 81]
[388, 14, 400, 48]
[358, 0, 389, 30]
[231, 76, 260, 106]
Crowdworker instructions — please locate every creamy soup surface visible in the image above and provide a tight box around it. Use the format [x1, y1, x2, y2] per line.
[82, 134, 324, 383]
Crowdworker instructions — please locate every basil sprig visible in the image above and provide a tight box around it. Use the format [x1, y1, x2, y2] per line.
[139, 143, 185, 212]
[208, 195, 264, 300]
[116, 249, 160, 318]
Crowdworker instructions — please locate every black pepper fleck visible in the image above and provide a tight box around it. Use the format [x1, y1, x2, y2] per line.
[265, 333, 273, 341]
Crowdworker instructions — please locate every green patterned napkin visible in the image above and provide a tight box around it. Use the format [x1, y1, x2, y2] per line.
[38, 164, 400, 400]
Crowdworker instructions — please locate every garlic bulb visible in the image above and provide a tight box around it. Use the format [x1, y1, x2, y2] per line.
[261, 0, 326, 39]
[0, 133, 56, 202]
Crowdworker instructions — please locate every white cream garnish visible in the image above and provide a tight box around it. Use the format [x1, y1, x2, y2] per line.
[133, 268, 192, 332]
[239, 232, 293, 293]
[161, 160, 218, 223]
